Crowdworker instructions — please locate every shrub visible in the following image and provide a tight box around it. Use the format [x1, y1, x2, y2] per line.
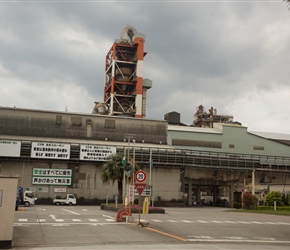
[242, 193, 258, 209]
[265, 191, 283, 206]
[233, 202, 242, 209]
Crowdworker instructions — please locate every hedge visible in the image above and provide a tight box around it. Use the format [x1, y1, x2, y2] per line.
[256, 206, 290, 211]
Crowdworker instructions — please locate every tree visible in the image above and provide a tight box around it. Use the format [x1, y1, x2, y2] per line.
[101, 153, 139, 202]
[265, 191, 283, 206]
[101, 153, 124, 201]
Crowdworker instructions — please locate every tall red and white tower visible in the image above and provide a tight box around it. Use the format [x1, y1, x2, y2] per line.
[102, 25, 152, 118]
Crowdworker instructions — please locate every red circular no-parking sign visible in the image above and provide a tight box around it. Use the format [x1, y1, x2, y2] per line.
[135, 170, 147, 183]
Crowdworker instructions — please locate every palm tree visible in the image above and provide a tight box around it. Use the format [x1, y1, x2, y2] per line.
[101, 153, 124, 200]
[101, 153, 140, 202]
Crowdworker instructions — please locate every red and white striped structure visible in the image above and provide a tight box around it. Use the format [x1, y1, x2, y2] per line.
[103, 25, 152, 118]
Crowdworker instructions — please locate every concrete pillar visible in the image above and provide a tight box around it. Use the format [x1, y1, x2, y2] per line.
[188, 179, 192, 206]
[197, 186, 201, 204]
[229, 182, 234, 208]
[252, 170, 255, 195]
[0, 175, 18, 249]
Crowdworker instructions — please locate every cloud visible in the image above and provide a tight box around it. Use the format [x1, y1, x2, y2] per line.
[1, 1, 290, 134]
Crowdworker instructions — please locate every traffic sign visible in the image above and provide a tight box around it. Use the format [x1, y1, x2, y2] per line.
[134, 183, 147, 195]
[135, 170, 147, 183]
[143, 197, 149, 215]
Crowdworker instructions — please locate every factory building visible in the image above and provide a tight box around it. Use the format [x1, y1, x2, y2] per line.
[1, 25, 290, 207]
[1, 106, 290, 207]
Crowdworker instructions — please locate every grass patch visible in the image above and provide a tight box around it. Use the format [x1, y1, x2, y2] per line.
[226, 209, 290, 216]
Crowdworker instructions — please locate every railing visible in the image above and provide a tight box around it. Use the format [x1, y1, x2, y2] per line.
[2, 142, 290, 173]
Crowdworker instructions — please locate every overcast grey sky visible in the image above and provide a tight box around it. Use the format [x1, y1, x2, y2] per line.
[1, 1, 290, 133]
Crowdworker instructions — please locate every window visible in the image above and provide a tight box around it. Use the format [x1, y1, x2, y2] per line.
[56, 115, 62, 125]
[172, 139, 222, 148]
[253, 146, 264, 150]
[104, 119, 115, 129]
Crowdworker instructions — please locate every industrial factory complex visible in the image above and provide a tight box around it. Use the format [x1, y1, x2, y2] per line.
[1, 25, 290, 207]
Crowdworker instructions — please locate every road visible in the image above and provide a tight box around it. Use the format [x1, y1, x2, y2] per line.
[12, 206, 290, 249]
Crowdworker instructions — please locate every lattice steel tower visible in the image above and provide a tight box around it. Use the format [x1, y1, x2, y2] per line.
[103, 25, 152, 118]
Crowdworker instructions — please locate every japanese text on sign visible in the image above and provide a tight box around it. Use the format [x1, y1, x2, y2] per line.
[0, 140, 21, 157]
[134, 185, 152, 196]
[143, 197, 149, 215]
[79, 145, 116, 161]
[33, 168, 72, 177]
[32, 168, 72, 186]
[31, 142, 70, 159]
[32, 177, 71, 185]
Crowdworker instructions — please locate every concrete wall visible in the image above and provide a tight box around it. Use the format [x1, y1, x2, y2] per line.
[142, 167, 182, 201]
[0, 161, 118, 200]
[0, 160, 184, 201]
[0, 176, 18, 249]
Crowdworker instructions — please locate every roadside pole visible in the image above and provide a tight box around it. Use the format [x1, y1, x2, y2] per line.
[135, 170, 147, 225]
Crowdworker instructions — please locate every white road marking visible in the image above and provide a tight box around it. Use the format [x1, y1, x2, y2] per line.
[197, 220, 209, 223]
[190, 236, 214, 239]
[55, 219, 64, 222]
[187, 238, 290, 244]
[102, 215, 115, 219]
[181, 220, 193, 223]
[105, 219, 115, 222]
[251, 221, 264, 224]
[89, 219, 98, 222]
[151, 219, 162, 222]
[223, 236, 247, 240]
[211, 220, 223, 223]
[49, 215, 57, 220]
[82, 209, 88, 211]
[237, 221, 251, 224]
[72, 219, 81, 222]
[62, 209, 80, 215]
[253, 237, 275, 241]
[18, 219, 28, 222]
[168, 220, 178, 223]
[275, 222, 290, 225]
[37, 219, 46, 222]
[224, 221, 235, 223]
